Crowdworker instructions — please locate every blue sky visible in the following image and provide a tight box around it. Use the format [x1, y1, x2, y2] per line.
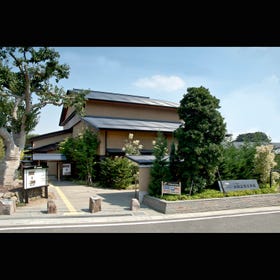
[32, 47, 280, 142]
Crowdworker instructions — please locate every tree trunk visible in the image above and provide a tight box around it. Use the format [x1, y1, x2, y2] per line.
[0, 145, 21, 191]
[0, 128, 23, 192]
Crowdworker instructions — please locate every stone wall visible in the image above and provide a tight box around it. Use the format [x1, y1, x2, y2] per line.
[142, 193, 280, 214]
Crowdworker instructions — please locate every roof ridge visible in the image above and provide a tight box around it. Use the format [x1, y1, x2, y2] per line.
[83, 115, 181, 124]
[72, 88, 150, 99]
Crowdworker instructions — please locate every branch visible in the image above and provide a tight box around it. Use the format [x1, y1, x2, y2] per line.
[0, 88, 23, 99]
[32, 100, 63, 111]
[12, 98, 21, 120]
[9, 51, 24, 74]
[24, 64, 31, 113]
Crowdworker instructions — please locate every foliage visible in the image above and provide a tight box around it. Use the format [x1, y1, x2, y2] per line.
[0, 47, 87, 134]
[254, 144, 279, 185]
[122, 133, 143, 155]
[0, 47, 88, 188]
[274, 154, 280, 169]
[158, 184, 279, 201]
[26, 133, 39, 142]
[235, 132, 271, 142]
[59, 129, 100, 184]
[175, 86, 227, 194]
[98, 156, 137, 189]
[219, 139, 257, 180]
[169, 140, 180, 181]
[148, 131, 170, 196]
[0, 82, 39, 134]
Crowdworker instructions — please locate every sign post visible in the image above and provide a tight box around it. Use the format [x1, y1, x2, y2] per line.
[161, 181, 181, 196]
[218, 179, 259, 193]
[23, 166, 48, 203]
[62, 163, 71, 176]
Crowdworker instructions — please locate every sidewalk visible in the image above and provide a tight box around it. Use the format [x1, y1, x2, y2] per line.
[1, 179, 280, 227]
[0, 179, 165, 226]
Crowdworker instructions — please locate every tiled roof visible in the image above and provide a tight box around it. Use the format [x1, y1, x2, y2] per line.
[71, 89, 179, 108]
[29, 128, 72, 141]
[126, 155, 169, 165]
[83, 116, 181, 132]
[32, 153, 66, 161]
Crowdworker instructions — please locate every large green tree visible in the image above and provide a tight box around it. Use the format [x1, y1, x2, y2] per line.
[0, 47, 86, 190]
[235, 132, 271, 142]
[219, 138, 257, 180]
[175, 86, 227, 194]
[59, 129, 100, 184]
[148, 131, 170, 196]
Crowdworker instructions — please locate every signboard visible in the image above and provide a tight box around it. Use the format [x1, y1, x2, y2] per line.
[62, 163, 71, 176]
[24, 167, 48, 189]
[218, 179, 259, 193]
[162, 182, 181, 195]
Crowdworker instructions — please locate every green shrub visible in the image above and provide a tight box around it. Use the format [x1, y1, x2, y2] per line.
[148, 131, 170, 196]
[59, 129, 100, 184]
[158, 184, 279, 201]
[99, 156, 137, 189]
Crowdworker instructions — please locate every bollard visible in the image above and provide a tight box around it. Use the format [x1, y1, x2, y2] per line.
[89, 196, 102, 213]
[130, 198, 140, 211]
[47, 199, 57, 214]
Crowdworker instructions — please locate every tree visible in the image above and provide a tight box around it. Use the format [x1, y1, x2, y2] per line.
[148, 131, 170, 196]
[219, 138, 257, 180]
[175, 86, 226, 194]
[59, 129, 100, 184]
[169, 140, 179, 182]
[0, 47, 87, 190]
[235, 132, 271, 142]
[121, 132, 142, 186]
[254, 144, 279, 185]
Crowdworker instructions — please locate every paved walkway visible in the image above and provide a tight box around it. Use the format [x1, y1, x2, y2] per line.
[2, 179, 280, 227]
[0, 179, 165, 225]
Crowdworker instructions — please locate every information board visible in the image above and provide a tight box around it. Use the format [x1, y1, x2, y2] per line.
[24, 168, 48, 189]
[162, 182, 181, 195]
[62, 163, 71, 175]
[218, 179, 259, 193]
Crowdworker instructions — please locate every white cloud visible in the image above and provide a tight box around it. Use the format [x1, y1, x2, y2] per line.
[133, 75, 186, 92]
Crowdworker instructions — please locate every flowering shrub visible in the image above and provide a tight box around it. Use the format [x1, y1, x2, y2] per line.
[254, 144, 280, 185]
[122, 133, 143, 155]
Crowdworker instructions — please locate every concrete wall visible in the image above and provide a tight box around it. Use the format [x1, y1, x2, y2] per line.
[143, 193, 280, 214]
[138, 165, 152, 202]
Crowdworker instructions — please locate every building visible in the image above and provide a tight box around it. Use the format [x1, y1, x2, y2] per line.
[29, 89, 182, 179]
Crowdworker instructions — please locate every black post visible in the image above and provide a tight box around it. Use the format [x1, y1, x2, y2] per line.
[25, 189, 29, 203]
[270, 169, 272, 188]
[45, 185, 48, 198]
[189, 180, 193, 196]
[217, 169, 226, 194]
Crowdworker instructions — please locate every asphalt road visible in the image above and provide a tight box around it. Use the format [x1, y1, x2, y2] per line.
[2, 207, 280, 233]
